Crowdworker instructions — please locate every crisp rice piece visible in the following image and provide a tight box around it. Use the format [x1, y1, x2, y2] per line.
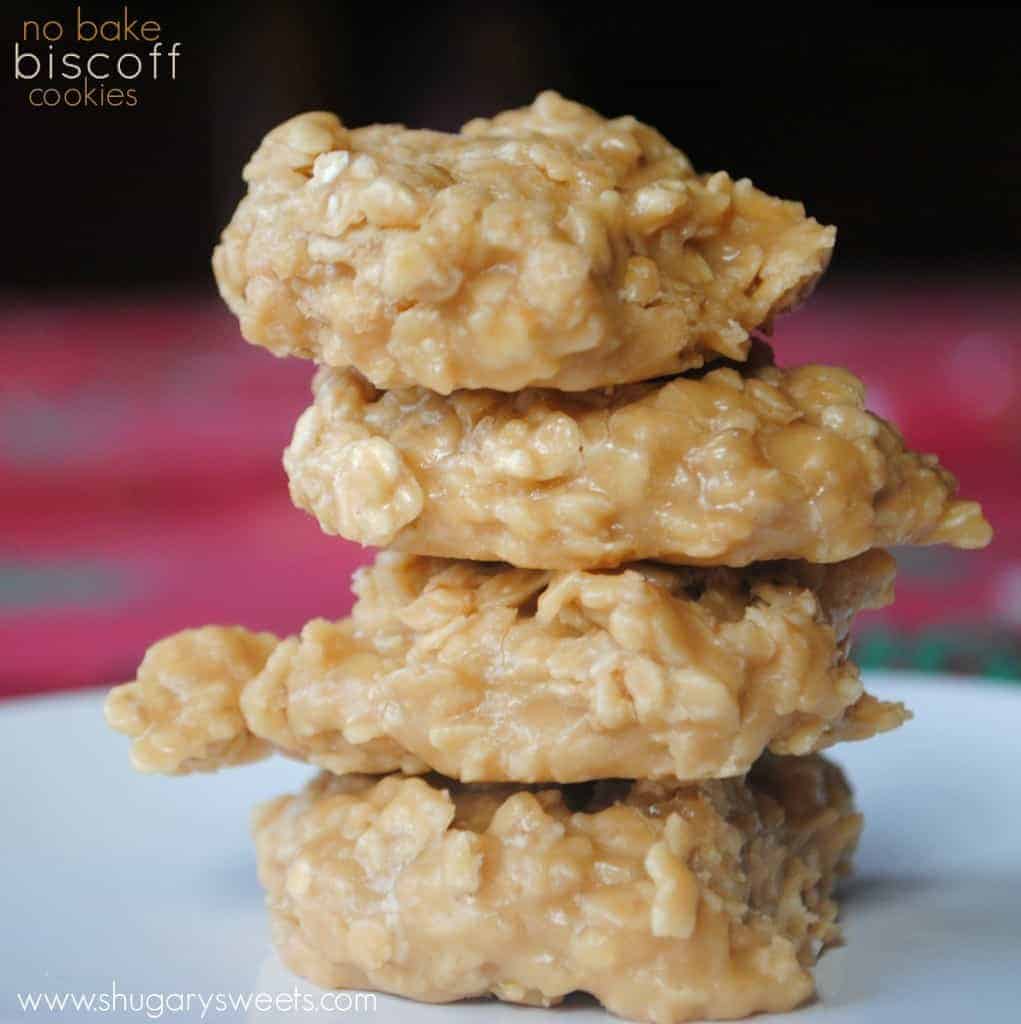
[284, 346, 992, 568]
[105, 550, 908, 783]
[213, 91, 834, 393]
[252, 754, 861, 1022]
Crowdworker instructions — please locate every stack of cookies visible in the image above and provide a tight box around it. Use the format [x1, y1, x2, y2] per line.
[107, 93, 991, 1023]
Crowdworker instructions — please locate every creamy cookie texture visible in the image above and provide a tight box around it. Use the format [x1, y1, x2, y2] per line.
[108, 92, 991, 1023]
[285, 349, 990, 566]
[254, 755, 860, 1020]
[106, 550, 906, 783]
[213, 91, 833, 393]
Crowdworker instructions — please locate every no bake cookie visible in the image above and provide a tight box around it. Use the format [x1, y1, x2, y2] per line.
[253, 754, 860, 1021]
[285, 350, 991, 568]
[213, 92, 834, 393]
[105, 550, 907, 783]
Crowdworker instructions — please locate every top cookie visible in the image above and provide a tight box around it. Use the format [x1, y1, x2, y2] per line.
[213, 92, 834, 393]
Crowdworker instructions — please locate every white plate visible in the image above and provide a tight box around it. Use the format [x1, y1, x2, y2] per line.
[2, 673, 1019, 1023]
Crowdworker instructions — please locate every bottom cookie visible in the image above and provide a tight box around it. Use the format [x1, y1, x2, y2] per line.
[253, 754, 860, 1023]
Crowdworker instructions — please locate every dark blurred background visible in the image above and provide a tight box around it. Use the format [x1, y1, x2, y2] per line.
[5, 5, 1021, 289]
[2, 4, 1019, 693]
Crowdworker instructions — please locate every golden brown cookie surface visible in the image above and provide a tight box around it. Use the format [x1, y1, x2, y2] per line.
[253, 754, 860, 1021]
[285, 352, 991, 568]
[105, 551, 907, 783]
[213, 92, 834, 393]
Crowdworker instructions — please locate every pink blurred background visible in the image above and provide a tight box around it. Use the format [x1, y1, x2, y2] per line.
[3, 7, 1019, 697]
